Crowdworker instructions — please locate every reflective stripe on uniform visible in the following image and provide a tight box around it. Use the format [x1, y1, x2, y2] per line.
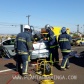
[61, 58, 68, 68]
[22, 73, 28, 75]
[59, 38, 69, 42]
[61, 49, 71, 53]
[25, 61, 28, 73]
[50, 53, 59, 64]
[50, 45, 58, 48]
[28, 55, 31, 62]
[18, 51, 28, 55]
[18, 37, 26, 42]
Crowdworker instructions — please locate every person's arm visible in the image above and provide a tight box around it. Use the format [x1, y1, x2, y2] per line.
[49, 36, 55, 45]
[31, 35, 34, 42]
[26, 34, 33, 54]
[68, 35, 72, 43]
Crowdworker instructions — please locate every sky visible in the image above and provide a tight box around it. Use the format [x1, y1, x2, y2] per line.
[0, 0, 84, 34]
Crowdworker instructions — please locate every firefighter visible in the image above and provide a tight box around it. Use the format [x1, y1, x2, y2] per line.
[14, 25, 33, 76]
[58, 27, 72, 71]
[45, 24, 59, 65]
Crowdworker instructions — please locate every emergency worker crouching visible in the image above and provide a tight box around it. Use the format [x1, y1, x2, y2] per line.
[45, 24, 59, 65]
[58, 27, 72, 71]
[14, 25, 33, 76]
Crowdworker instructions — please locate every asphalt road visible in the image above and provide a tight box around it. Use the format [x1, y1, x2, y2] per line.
[0, 46, 84, 84]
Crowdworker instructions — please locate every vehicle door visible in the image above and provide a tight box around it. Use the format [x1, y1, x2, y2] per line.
[2, 39, 16, 57]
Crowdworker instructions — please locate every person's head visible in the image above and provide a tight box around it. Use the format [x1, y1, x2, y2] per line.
[24, 25, 31, 32]
[61, 27, 67, 34]
[45, 24, 51, 31]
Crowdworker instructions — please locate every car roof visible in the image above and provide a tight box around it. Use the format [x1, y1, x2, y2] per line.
[1, 38, 15, 43]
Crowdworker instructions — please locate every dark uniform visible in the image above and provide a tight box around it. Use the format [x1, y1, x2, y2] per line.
[14, 26, 33, 75]
[48, 29, 59, 64]
[58, 27, 72, 70]
[45, 24, 59, 64]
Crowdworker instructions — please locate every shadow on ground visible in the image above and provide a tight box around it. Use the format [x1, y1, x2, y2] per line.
[4, 63, 16, 71]
[53, 63, 61, 70]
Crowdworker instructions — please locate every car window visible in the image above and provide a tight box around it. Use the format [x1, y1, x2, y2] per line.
[3, 39, 15, 45]
[10, 39, 15, 45]
[3, 40, 10, 45]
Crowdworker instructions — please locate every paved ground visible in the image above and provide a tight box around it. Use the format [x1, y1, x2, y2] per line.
[0, 46, 84, 84]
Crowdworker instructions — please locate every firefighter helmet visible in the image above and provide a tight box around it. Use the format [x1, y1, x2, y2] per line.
[24, 25, 30, 29]
[61, 27, 66, 33]
[45, 24, 51, 30]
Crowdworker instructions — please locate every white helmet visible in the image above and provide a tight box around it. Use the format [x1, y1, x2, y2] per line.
[24, 25, 30, 29]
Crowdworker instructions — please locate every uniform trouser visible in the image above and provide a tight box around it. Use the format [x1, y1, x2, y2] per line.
[49, 48, 59, 63]
[16, 54, 28, 74]
[61, 53, 70, 69]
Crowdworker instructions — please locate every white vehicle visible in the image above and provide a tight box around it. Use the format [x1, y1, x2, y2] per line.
[0, 38, 49, 60]
[31, 41, 49, 60]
